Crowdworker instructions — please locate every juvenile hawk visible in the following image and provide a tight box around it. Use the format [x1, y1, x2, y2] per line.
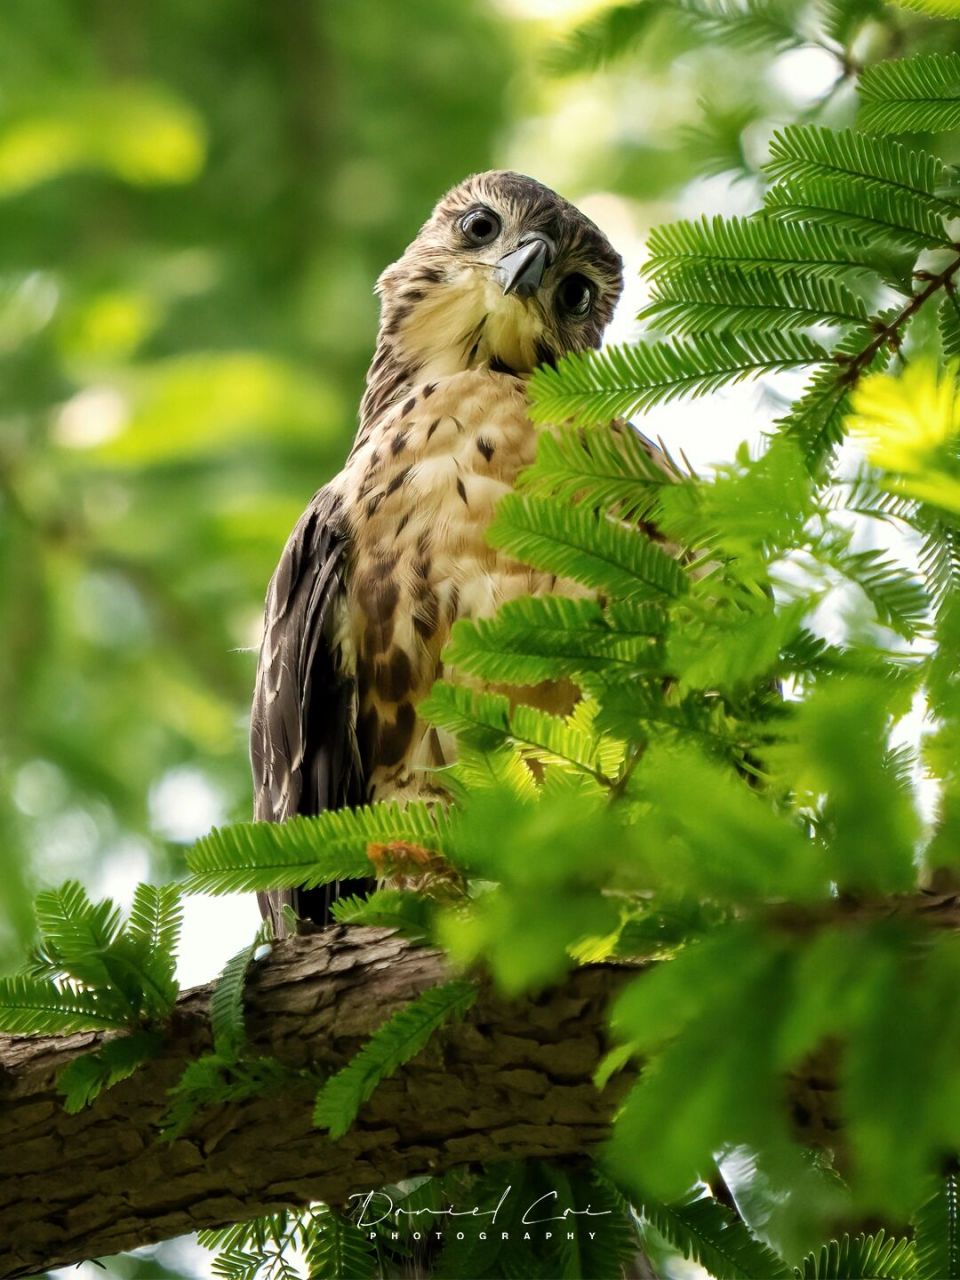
[252, 171, 627, 933]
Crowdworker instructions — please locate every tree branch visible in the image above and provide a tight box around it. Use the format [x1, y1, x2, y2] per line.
[0, 926, 632, 1278]
[6, 888, 957, 1277]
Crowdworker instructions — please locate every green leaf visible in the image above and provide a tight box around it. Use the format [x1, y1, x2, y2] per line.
[913, 1173, 960, 1280]
[33, 880, 124, 988]
[545, 2, 664, 74]
[421, 683, 621, 781]
[329, 889, 433, 935]
[528, 332, 828, 425]
[641, 1188, 792, 1279]
[639, 265, 870, 334]
[765, 126, 952, 214]
[520, 422, 681, 518]
[643, 214, 905, 285]
[123, 882, 182, 1013]
[764, 175, 952, 253]
[859, 53, 960, 135]
[313, 981, 477, 1138]
[186, 805, 451, 895]
[940, 293, 960, 359]
[303, 1205, 377, 1280]
[0, 973, 129, 1034]
[795, 1231, 917, 1278]
[57, 1030, 163, 1113]
[487, 494, 688, 600]
[210, 935, 262, 1060]
[443, 596, 665, 686]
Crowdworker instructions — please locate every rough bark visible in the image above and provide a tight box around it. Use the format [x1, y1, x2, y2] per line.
[0, 926, 634, 1278]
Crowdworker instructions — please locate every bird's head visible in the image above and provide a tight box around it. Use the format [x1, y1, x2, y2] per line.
[374, 170, 624, 380]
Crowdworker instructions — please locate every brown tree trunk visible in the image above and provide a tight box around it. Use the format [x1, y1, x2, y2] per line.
[0, 926, 634, 1278]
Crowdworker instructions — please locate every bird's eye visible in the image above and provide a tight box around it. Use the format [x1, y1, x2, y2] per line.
[460, 208, 501, 246]
[557, 273, 594, 317]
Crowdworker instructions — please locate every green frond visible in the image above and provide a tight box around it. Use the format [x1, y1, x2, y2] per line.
[546, 0, 801, 76]
[764, 175, 953, 252]
[303, 1206, 377, 1280]
[920, 520, 960, 609]
[57, 1030, 163, 1113]
[892, 0, 960, 12]
[819, 0, 886, 46]
[444, 741, 542, 801]
[641, 1188, 792, 1279]
[682, 0, 803, 50]
[313, 980, 476, 1138]
[186, 805, 451, 895]
[123, 882, 182, 1012]
[678, 97, 759, 182]
[487, 494, 689, 600]
[765, 126, 952, 213]
[0, 974, 129, 1034]
[940, 293, 960, 358]
[795, 1230, 917, 1278]
[329, 889, 433, 934]
[443, 595, 665, 686]
[912, 1172, 960, 1280]
[520, 423, 681, 519]
[33, 880, 124, 987]
[859, 53, 960, 135]
[126, 883, 182, 972]
[421, 682, 621, 781]
[210, 932, 266, 1059]
[819, 542, 930, 637]
[545, 2, 662, 75]
[778, 343, 892, 467]
[642, 215, 906, 285]
[639, 265, 870, 334]
[567, 1170, 644, 1280]
[529, 332, 828, 426]
[198, 1213, 291, 1253]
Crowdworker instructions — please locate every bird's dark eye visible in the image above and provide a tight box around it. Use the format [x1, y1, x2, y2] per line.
[460, 207, 501, 246]
[557, 273, 594, 317]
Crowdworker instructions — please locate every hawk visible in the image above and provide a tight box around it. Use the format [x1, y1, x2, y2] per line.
[252, 170, 626, 935]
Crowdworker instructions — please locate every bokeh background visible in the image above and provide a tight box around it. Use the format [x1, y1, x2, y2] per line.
[0, 0, 933, 1275]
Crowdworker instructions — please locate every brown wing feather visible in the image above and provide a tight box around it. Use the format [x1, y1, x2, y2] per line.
[250, 486, 370, 935]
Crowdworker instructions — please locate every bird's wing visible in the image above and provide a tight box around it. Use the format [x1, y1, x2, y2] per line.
[250, 485, 367, 935]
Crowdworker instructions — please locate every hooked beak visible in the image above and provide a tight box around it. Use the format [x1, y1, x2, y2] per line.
[494, 235, 553, 299]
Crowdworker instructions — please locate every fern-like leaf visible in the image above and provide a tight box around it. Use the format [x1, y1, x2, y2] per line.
[421, 682, 621, 782]
[187, 805, 451, 895]
[57, 1030, 163, 1113]
[444, 596, 664, 685]
[642, 214, 908, 285]
[859, 53, 960, 135]
[913, 1172, 960, 1280]
[313, 981, 476, 1138]
[304, 1205, 377, 1279]
[796, 1230, 917, 1278]
[641, 1188, 792, 1279]
[764, 175, 952, 252]
[765, 126, 953, 214]
[529, 333, 829, 425]
[545, 1, 663, 74]
[487, 494, 689, 599]
[639, 265, 870, 334]
[0, 974, 129, 1034]
[519, 423, 681, 519]
[210, 934, 263, 1059]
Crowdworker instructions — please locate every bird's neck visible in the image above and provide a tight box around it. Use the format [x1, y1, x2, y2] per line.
[357, 335, 421, 438]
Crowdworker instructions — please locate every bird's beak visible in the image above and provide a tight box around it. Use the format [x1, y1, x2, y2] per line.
[494, 236, 552, 299]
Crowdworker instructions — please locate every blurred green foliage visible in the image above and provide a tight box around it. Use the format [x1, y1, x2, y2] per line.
[0, 0, 513, 969]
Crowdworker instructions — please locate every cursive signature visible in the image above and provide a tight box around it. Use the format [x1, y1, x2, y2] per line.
[346, 1186, 613, 1229]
